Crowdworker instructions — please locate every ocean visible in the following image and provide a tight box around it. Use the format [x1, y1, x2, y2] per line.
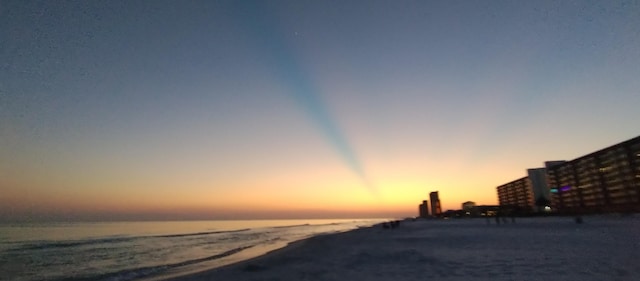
[0, 219, 386, 281]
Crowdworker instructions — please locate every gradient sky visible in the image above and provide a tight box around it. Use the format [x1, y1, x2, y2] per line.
[1, 0, 639, 222]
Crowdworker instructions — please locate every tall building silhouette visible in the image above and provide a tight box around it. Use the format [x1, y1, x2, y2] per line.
[418, 200, 429, 218]
[430, 191, 442, 216]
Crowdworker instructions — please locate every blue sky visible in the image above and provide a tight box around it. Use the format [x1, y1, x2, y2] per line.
[1, 0, 639, 221]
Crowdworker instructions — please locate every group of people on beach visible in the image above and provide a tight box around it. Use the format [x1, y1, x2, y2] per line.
[381, 220, 402, 229]
[487, 211, 516, 225]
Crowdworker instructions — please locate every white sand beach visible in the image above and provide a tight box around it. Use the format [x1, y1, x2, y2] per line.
[164, 215, 639, 281]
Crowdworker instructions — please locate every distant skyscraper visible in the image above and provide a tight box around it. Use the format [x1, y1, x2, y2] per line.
[429, 191, 442, 216]
[418, 200, 429, 218]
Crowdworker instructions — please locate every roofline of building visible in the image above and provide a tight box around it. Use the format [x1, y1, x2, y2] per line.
[496, 176, 528, 188]
[549, 135, 640, 170]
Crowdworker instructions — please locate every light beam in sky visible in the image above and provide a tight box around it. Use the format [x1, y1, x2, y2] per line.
[235, 2, 378, 196]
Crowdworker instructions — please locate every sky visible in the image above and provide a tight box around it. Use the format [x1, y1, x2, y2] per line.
[1, 0, 639, 222]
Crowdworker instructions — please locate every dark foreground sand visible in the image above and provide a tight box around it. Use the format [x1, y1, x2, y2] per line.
[163, 215, 640, 281]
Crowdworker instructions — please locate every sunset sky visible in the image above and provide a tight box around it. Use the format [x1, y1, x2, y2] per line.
[1, 0, 639, 221]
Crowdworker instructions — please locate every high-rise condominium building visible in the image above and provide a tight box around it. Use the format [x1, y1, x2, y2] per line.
[418, 200, 429, 218]
[496, 135, 640, 214]
[547, 135, 640, 213]
[430, 191, 442, 216]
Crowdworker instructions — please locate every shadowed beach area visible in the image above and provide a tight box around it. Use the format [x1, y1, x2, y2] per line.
[163, 215, 640, 281]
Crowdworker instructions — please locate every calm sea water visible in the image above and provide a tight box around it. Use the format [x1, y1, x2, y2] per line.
[0, 219, 386, 281]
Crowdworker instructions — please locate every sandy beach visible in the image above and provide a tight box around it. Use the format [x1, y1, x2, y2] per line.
[164, 215, 640, 281]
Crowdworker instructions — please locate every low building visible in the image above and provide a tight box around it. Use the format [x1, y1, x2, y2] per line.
[473, 205, 500, 216]
[462, 201, 476, 212]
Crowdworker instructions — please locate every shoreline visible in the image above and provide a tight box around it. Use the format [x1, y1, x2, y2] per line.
[159, 226, 374, 281]
[160, 216, 640, 281]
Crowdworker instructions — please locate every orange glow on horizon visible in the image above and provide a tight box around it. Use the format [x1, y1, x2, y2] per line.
[2, 163, 504, 221]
